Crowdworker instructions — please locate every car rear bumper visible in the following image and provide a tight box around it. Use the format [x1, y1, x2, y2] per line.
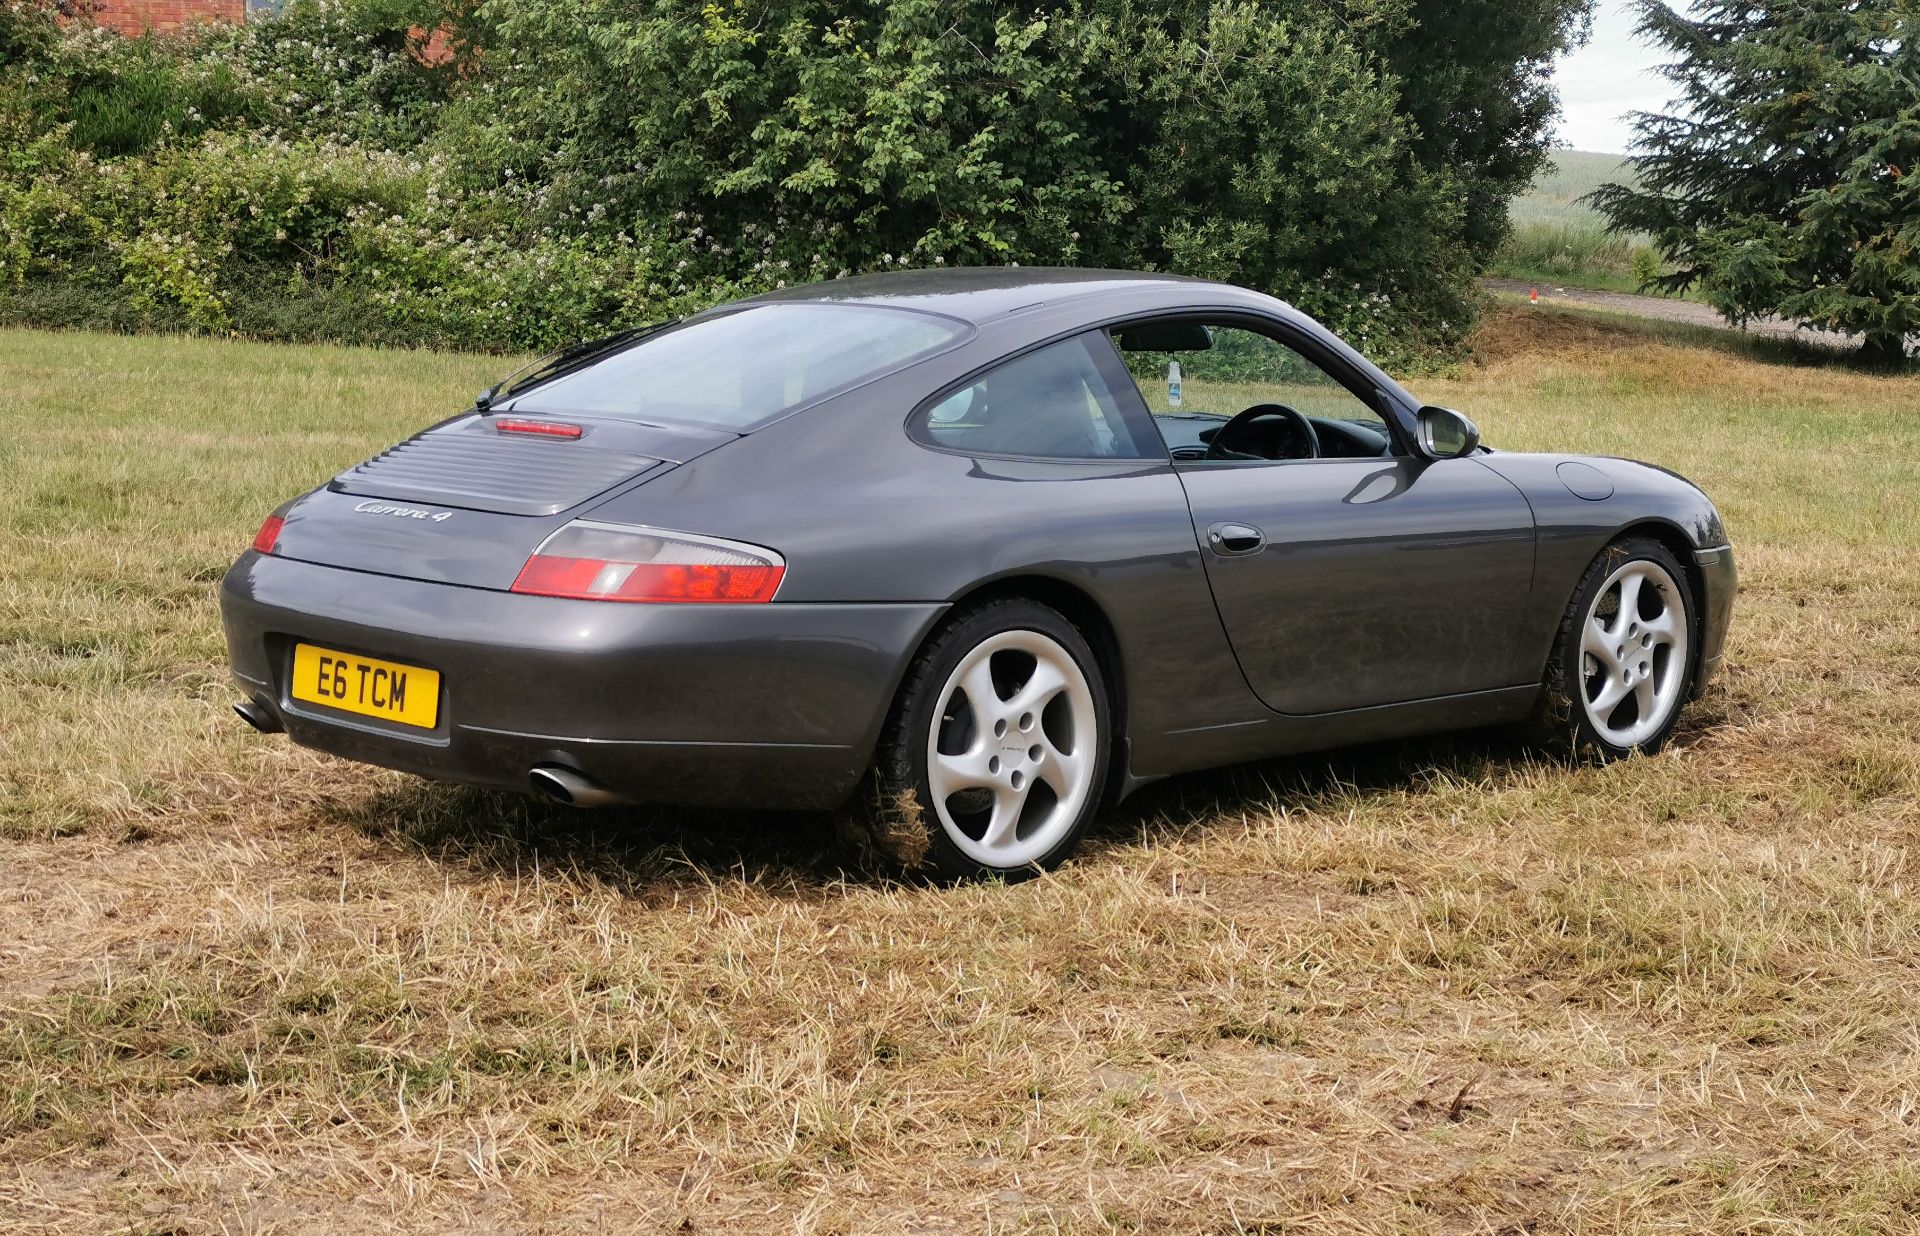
[1692, 544, 1736, 692]
[220, 553, 945, 809]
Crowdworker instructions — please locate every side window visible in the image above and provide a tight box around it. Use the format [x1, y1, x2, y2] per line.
[1112, 322, 1395, 462]
[914, 334, 1155, 460]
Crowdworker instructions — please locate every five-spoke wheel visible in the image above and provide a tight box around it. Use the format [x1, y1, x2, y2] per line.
[926, 628, 1099, 870]
[1578, 558, 1691, 748]
[877, 599, 1110, 879]
[1540, 536, 1697, 758]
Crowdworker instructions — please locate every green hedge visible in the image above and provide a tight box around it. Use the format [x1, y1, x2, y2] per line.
[0, 0, 1590, 361]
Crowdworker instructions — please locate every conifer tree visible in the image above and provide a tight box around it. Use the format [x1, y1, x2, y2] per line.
[1592, 1, 1920, 364]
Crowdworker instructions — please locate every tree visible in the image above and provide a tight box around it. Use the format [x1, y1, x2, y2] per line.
[1369, 0, 1593, 272]
[449, 0, 1592, 359]
[1591, 1, 1920, 365]
[1077, 1, 1470, 341]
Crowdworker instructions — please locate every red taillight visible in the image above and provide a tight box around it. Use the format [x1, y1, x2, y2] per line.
[493, 417, 583, 439]
[252, 514, 285, 554]
[514, 558, 783, 602]
[511, 522, 784, 603]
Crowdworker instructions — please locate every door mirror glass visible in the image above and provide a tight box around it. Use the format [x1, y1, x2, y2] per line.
[1417, 406, 1479, 458]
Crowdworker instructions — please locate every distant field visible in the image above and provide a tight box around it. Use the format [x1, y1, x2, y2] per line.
[1507, 149, 1637, 230]
[1493, 150, 1677, 296]
[3, 312, 1918, 1232]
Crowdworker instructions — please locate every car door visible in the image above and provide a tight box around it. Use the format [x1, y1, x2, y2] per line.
[1104, 317, 1537, 715]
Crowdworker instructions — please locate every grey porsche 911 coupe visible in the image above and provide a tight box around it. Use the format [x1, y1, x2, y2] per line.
[222, 268, 1734, 878]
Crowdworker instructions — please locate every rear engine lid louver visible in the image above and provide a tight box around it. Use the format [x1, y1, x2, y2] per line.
[331, 417, 661, 517]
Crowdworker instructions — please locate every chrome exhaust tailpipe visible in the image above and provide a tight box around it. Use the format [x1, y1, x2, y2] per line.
[529, 765, 627, 808]
[233, 698, 282, 734]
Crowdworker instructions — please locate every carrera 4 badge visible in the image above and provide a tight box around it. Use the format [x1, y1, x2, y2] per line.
[353, 500, 453, 523]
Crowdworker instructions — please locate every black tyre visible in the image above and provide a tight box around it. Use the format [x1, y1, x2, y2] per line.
[874, 598, 1112, 881]
[1535, 535, 1697, 759]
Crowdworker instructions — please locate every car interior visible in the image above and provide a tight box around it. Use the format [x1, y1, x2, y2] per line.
[1111, 321, 1397, 462]
[916, 320, 1400, 463]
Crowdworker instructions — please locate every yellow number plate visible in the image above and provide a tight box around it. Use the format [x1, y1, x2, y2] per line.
[291, 643, 440, 730]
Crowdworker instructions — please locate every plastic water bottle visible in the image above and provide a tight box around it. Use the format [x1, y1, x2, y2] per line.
[1167, 360, 1182, 409]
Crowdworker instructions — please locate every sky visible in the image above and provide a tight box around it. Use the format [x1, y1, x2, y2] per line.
[1553, 0, 1674, 153]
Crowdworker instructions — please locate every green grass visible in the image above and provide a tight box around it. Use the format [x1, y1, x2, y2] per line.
[2, 313, 1919, 1232]
[1491, 220, 1656, 294]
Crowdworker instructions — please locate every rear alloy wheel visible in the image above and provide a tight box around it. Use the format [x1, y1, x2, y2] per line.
[1538, 537, 1696, 759]
[878, 600, 1110, 880]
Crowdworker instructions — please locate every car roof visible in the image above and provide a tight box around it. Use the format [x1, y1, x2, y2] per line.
[732, 266, 1421, 416]
[740, 266, 1288, 327]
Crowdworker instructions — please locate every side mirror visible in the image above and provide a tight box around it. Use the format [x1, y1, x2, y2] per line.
[1417, 406, 1480, 459]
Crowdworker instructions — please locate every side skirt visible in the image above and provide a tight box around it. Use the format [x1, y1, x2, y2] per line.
[1127, 684, 1541, 784]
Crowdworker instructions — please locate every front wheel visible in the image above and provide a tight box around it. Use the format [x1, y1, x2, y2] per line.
[1536, 536, 1696, 759]
[876, 599, 1111, 880]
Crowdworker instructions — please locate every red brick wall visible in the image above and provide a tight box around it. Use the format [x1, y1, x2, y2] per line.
[92, 0, 245, 35]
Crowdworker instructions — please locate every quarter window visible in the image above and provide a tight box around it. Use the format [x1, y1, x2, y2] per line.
[914, 334, 1155, 460]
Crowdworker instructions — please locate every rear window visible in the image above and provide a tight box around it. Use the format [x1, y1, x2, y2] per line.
[505, 303, 967, 431]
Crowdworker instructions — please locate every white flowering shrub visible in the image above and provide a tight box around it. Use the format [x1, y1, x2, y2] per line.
[199, 0, 452, 149]
[4, 131, 422, 327]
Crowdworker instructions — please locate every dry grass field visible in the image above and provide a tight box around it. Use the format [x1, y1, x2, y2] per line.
[3, 306, 1918, 1234]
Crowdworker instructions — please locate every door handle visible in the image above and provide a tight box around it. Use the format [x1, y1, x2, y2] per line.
[1207, 522, 1265, 556]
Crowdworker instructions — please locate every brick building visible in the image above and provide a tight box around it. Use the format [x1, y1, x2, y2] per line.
[88, 0, 262, 36]
[85, 1, 459, 64]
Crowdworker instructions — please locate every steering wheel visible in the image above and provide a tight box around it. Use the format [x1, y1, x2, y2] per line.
[1203, 403, 1321, 462]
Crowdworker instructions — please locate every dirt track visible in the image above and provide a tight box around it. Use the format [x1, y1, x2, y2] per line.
[1480, 276, 1860, 349]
